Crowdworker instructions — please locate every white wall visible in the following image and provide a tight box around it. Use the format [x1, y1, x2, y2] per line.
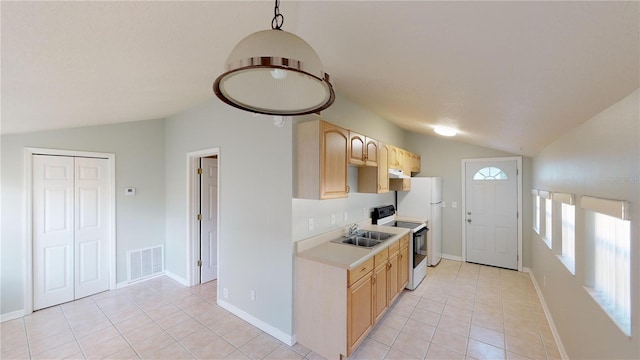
[163, 99, 294, 338]
[405, 133, 533, 265]
[531, 89, 639, 359]
[1, 119, 166, 316]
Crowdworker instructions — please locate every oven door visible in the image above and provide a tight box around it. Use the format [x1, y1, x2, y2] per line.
[413, 227, 428, 268]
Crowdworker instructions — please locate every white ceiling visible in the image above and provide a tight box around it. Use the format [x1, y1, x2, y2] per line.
[2, 1, 638, 156]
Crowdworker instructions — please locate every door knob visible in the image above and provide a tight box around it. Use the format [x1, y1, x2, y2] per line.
[467, 218, 472, 223]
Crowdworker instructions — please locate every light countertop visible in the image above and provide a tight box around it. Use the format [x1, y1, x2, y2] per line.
[295, 224, 410, 270]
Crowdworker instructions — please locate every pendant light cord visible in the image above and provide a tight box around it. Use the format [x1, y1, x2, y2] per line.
[271, 0, 284, 30]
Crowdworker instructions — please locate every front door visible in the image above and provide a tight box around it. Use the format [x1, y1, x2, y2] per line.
[200, 157, 218, 283]
[465, 159, 518, 269]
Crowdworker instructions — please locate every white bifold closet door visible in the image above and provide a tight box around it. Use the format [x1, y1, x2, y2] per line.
[33, 155, 110, 310]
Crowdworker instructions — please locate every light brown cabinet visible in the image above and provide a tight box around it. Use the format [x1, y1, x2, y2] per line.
[296, 232, 412, 359]
[389, 178, 411, 192]
[398, 235, 410, 290]
[347, 258, 374, 354]
[400, 149, 411, 174]
[349, 132, 378, 167]
[373, 249, 388, 323]
[389, 146, 400, 169]
[357, 143, 389, 194]
[296, 120, 349, 200]
[410, 152, 421, 174]
[387, 241, 400, 304]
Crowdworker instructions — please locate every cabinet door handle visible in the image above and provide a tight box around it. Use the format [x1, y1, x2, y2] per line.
[372, 275, 376, 285]
[360, 267, 368, 272]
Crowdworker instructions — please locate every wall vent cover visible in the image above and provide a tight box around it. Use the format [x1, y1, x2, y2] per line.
[127, 245, 163, 282]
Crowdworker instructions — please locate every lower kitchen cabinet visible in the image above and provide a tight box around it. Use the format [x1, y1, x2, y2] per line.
[387, 241, 400, 304]
[399, 235, 409, 290]
[373, 249, 389, 322]
[295, 235, 411, 359]
[347, 270, 374, 353]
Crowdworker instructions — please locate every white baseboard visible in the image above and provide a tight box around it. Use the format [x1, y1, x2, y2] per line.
[218, 298, 294, 346]
[441, 254, 463, 262]
[116, 272, 167, 289]
[1, 310, 25, 323]
[526, 270, 570, 360]
[164, 271, 190, 287]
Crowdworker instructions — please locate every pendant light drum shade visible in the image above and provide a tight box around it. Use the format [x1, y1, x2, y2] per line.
[214, 29, 335, 115]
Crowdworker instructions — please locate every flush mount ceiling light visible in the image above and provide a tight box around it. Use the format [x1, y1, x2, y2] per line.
[213, 0, 335, 116]
[434, 126, 457, 137]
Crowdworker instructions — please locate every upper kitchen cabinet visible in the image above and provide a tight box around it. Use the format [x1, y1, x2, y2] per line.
[389, 146, 400, 169]
[357, 143, 389, 193]
[296, 120, 349, 200]
[410, 152, 421, 174]
[348, 132, 378, 167]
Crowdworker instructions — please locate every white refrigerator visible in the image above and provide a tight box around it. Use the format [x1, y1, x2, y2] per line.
[397, 177, 442, 266]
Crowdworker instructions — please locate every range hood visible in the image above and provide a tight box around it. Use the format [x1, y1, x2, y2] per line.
[388, 168, 410, 179]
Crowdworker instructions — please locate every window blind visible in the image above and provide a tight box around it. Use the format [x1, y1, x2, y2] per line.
[581, 196, 630, 221]
[553, 192, 575, 205]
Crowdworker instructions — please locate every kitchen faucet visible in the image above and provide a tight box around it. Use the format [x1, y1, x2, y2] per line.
[348, 223, 360, 236]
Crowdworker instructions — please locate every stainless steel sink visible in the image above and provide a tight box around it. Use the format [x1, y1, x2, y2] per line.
[330, 230, 395, 248]
[359, 231, 394, 241]
[342, 237, 381, 248]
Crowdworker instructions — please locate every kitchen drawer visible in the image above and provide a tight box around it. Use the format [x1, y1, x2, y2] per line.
[400, 234, 409, 248]
[374, 248, 388, 268]
[348, 258, 374, 287]
[388, 240, 399, 255]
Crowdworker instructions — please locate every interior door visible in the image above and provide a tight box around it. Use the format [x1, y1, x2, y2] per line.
[74, 157, 110, 298]
[200, 157, 218, 283]
[33, 155, 75, 309]
[465, 160, 518, 269]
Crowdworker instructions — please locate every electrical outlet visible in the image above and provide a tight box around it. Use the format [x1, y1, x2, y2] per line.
[223, 288, 229, 299]
[330, 213, 336, 225]
[452, 202, 457, 208]
[363, 207, 368, 216]
[343, 211, 348, 222]
[250, 289, 256, 301]
[308, 218, 314, 231]
[442, 201, 446, 208]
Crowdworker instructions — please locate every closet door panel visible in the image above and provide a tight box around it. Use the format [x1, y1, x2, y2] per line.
[33, 155, 75, 310]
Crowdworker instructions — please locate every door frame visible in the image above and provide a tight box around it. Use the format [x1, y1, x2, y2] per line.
[24, 147, 116, 314]
[461, 156, 523, 271]
[186, 148, 220, 286]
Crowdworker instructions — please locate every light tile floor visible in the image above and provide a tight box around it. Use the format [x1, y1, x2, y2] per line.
[0, 260, 562, 360]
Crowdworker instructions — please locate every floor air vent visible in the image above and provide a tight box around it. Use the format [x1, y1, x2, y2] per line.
[127, 245, 163, 282]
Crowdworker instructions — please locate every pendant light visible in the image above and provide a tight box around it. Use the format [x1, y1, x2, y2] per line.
[213, 0, 335, 116]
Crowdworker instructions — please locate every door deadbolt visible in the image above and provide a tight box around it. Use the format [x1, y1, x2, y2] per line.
[467, 211, 472, 215]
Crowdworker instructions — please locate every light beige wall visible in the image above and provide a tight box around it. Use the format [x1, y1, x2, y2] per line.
[1, 119, 166, 316]
[405, 133, 532, 265]
[532, 89, 639, 359]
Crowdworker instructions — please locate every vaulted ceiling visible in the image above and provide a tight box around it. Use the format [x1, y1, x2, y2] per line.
[2, 1, 638, 155]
